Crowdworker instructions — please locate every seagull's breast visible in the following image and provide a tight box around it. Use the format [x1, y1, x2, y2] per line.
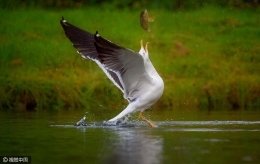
[135, 71, 164, 110]
[151, 74, 164, 101]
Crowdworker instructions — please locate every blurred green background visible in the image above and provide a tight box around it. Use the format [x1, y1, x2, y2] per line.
[0, 0, 259, 112]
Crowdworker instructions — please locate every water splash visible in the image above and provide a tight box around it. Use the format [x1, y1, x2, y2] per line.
[74, 113, 135, 127]
[75, 115, 86, 126]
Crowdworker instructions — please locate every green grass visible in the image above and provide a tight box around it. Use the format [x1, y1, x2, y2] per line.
[0, 6, 259, 111]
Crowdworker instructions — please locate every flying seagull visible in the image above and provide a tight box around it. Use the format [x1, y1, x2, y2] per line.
[60, 17, 164, 127]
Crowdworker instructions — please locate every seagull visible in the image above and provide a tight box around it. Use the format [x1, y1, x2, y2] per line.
[60, 17, 164, 127]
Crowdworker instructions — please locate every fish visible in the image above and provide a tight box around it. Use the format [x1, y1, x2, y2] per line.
[140, 9, 154, 32]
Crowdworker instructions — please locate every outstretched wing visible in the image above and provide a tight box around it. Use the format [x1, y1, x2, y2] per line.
[60, 17, 153, 101]
[60, 17, 124, 92]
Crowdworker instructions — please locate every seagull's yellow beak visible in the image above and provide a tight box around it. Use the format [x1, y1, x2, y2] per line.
[145, 42, 149, 53]
[140, 39, 144, 50]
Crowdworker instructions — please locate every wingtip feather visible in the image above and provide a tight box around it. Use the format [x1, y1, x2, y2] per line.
[61, 16, 66, 23]
[95, 31, 100, 37]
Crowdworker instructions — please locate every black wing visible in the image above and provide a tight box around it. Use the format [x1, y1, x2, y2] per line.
[60, 17, 124, 92]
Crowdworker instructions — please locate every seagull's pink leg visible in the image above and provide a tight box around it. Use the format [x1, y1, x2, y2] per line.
[139, 112, 155, 128]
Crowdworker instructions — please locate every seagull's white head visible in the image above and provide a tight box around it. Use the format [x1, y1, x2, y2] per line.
[139, 40, 149, 60]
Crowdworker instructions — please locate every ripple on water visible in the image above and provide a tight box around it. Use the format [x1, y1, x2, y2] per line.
[50, 120, 260, 133]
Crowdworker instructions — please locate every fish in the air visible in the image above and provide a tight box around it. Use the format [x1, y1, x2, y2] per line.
[140, 9, 154, 32]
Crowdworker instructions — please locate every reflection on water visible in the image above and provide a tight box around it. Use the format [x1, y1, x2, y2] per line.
[104, 128, 163, 164]
[72, 119, 260, 164]
[75, 125, 164, 164]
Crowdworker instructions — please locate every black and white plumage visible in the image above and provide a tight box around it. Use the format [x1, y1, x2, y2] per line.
[60, 17, 164, 127]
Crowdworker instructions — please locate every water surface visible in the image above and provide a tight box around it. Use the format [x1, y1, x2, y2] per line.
[0, 110, 260, 164]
